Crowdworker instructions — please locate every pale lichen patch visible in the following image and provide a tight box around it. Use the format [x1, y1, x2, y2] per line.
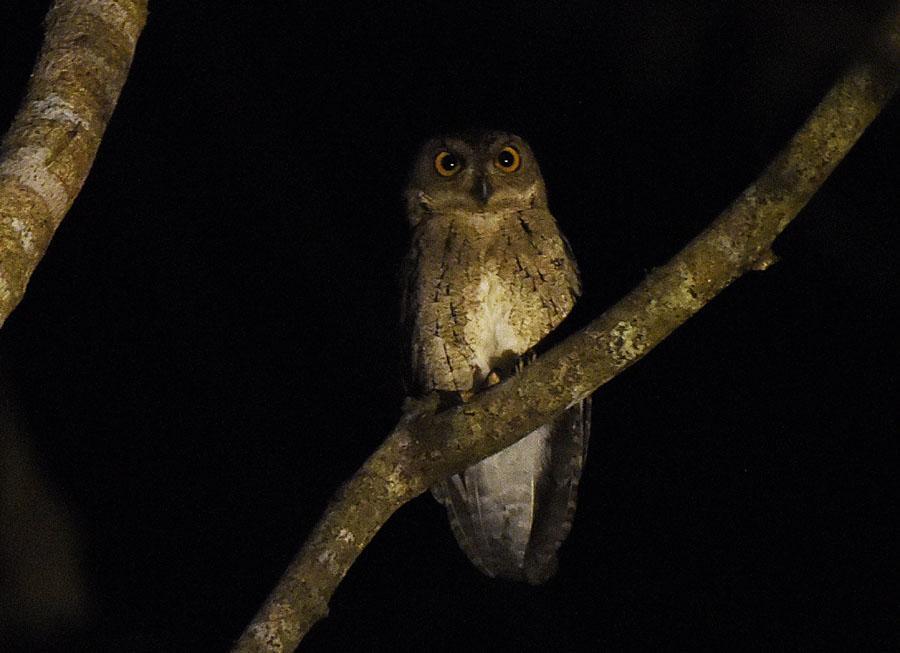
[249, 622, 283, 653]
[27, 93, 91, 131]
[8, 217, 35, 253]
[0, 147, 69, 217]
[712, 229, 744, 264]
[249, 600, 297, 653]
[385, 466, 410, 499]
[336, 528, 355, 544]
[316, 548, 340, 575]
[608, 320, 647, 366]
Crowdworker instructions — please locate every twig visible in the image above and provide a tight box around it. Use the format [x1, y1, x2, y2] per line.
[0, 0, 148, 327]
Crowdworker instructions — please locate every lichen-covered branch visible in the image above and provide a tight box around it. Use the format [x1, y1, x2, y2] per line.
[234, 7, 899, 650]
[0, 0, 148, 327]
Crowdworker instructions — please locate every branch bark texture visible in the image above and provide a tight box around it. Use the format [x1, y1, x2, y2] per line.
[0, 0, 148, 327]
[232, 8, 900, 652]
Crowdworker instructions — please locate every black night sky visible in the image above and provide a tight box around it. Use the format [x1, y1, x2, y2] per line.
[0, 2, 897, 650]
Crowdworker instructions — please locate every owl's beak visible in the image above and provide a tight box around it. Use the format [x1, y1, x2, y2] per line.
[473, 175, 493, 206]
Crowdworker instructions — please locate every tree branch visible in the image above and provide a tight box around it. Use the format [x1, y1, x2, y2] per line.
[0, 0, 148, 327]
[234, 7, 900, 651]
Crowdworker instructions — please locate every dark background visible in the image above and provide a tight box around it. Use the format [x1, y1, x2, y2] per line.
[1, 1, 897, 650]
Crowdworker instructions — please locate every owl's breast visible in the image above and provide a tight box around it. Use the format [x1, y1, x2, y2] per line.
[405, 216, 578, 393]
[463, 271, 533, 380]
[409, 261, 529, 393]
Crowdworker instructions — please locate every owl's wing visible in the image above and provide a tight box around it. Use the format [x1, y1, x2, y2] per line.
[431, 469, 499, 578]
[432, 397, 591, 584]
[523, 397, 591, 583]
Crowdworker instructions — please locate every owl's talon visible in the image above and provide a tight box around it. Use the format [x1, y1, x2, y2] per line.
[515, 351, 538, 374]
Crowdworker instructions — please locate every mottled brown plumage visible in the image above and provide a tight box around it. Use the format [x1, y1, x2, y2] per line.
[401, 131, 589, 583]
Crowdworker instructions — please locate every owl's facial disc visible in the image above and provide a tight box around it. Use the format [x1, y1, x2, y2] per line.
[405, 132, 548, 225]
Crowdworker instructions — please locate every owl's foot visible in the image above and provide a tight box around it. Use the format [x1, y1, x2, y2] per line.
[470, 369, 502, 397]
[475, 353, 535, 394]
[515, 350, 538, 374]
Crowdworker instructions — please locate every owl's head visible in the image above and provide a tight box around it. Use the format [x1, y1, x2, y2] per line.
[404, 131, 547, 227]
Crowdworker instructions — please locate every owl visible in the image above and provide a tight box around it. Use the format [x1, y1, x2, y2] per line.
[401, 131, 590, 584]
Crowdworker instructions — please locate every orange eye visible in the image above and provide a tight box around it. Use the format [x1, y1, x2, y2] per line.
[494, 145, 521, 173]
[434, 150, 462, 177]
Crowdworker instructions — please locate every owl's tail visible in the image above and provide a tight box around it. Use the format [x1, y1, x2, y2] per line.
[432, 398, 590, 584]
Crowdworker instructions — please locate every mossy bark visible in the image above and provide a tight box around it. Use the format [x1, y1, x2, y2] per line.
[233, 6, 900, 652]
[0, 0, 148, 327]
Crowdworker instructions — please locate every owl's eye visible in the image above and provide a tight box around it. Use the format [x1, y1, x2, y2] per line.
[495, 145, 521, 173]
[434, 150, 462, 177]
